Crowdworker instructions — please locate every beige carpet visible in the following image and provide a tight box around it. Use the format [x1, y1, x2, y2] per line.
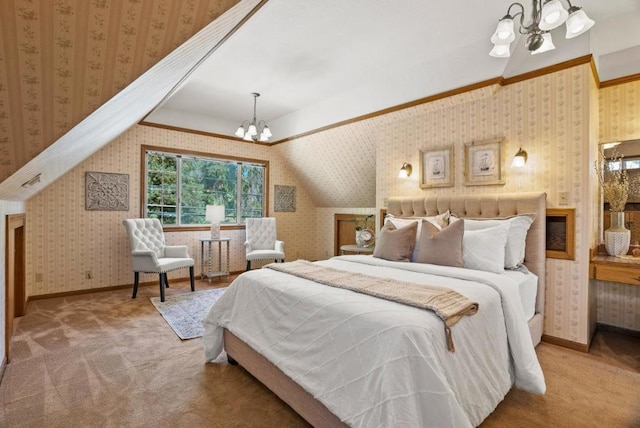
[1, 279, 639, 427]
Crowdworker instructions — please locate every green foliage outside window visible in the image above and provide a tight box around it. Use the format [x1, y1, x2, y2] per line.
[145, 150, 265, 226]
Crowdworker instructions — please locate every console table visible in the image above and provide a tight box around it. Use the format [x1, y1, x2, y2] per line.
[199, 237, 231, 282]
[590, 245, 640, 286]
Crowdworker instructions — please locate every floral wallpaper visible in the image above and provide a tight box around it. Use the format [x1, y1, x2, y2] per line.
[0, 0, 239, 183]
[24, 124, 317, 296]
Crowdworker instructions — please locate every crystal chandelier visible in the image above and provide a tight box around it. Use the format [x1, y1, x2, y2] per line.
[489, 0, 595, 58]
[234, 92, 272, 142]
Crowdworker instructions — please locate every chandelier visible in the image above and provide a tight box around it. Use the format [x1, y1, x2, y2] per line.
[234, 92, 272, 142]
[489, 0, 594, 58]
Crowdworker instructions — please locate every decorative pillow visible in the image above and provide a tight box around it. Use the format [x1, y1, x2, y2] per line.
[386, 210, 451, 261]
[462, 222, 510, 274]
[415, 219, 464, 267]
[463, 214, 535, 269]
[373, 221, 418, 262]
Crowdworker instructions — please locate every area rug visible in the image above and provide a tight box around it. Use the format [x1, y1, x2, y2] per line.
[150, 288, 227, 339]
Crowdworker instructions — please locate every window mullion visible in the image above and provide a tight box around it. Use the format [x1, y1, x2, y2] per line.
[237, 163, 243, 224]
[176, 156, 182, 226]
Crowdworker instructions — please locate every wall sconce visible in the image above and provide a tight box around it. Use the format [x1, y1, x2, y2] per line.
[511, 148, 528, 167]
[398, 162, 412, 178]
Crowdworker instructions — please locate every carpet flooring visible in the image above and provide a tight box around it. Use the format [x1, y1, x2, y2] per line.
[1, 279, 639, 427]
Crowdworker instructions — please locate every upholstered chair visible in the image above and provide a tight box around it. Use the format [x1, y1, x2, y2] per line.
[245, 217, 285, 270]
[122, 218, 195, 302]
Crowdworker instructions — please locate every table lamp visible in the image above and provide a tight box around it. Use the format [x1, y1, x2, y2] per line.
[205, 205, 225, 240]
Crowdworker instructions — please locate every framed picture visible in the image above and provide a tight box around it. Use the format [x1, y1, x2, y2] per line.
[419, 145, 454, 188]
[464, 138, 505, 186]
[546, 208, 575, 260]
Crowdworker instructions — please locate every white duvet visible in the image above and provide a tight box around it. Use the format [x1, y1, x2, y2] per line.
[203, 256, 546, 427]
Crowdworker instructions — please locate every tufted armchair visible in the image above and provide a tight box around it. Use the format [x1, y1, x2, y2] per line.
[245, 217, 285, 270]
[122, 218, 195, 302]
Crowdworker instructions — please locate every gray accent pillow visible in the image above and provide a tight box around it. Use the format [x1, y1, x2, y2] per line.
[373, 221, 418, 262]
[415, 219, 464, 267]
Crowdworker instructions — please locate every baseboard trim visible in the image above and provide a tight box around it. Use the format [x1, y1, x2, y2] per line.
[541, 334, 590, 353]
[596, 323, 640, 338]
[26, 271, 241, 303]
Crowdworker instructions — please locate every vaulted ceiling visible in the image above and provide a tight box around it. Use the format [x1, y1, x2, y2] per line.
[0, 0, 241, 184]
[1, 0, 639, 205]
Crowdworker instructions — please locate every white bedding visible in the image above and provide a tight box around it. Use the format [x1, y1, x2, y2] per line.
[203, 255, 545, 427]
[503, 269, 538, 320]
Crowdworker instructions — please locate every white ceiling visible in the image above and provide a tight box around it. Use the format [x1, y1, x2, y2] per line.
[145, 0, 640, 142]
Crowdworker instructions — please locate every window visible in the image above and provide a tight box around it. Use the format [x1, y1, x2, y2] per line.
[143, 146, 267, 226]
[607, 158, 640, 171]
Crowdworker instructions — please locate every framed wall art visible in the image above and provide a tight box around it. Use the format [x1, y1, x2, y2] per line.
[464, 138, 505, 186]
[85, 172, 129, 211]
[420, 145, 454, 188]
[274, 185, 296, 212]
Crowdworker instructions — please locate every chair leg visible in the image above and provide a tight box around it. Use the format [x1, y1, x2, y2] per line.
[132, 272, 139, 299]
[189, 266, 195, 292]
[246, 260, 251, 271]
[165, 274, 170, 288]
[159, 273, 166, 302]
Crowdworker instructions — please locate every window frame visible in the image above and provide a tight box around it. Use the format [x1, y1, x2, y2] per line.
[140, 145, 269, 231]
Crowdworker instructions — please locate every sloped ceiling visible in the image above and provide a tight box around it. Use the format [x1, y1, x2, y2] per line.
[1, 0, 639, 207]
[0, 0, 241, 184]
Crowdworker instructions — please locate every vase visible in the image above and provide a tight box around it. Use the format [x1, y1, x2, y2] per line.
[355, 230, 364, 247]
[604, 211, 630, 256]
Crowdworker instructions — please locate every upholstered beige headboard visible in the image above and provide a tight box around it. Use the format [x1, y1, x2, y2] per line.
[386, 192, 547, 345]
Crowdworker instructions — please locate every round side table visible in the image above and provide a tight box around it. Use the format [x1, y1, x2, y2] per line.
[340, 244, 374, 255]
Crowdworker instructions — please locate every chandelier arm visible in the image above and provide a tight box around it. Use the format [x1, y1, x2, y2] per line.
[506, 2, 525, 18]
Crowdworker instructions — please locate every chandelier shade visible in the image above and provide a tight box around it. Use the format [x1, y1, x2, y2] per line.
[234, 92, 272, 142]
[539, 0, 568, 30]
[489, 0, 594, 58]
[565, 7, 595, 38]
[531, 32, 555, 55]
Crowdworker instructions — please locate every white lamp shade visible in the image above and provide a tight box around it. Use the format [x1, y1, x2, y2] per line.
[235, 126, 245, 138]
[247, 123, 258, 136]
[243, 133, 254, 141]
[565, 9, 594, 39]
[531, 33, 555, 55]
[205, 205, 225, 223]
[489, 43, 511, 58]
[512, 154, 526, 167]
[491, 18, 515, 45]
[398, 169, 409, 179]
[539, 0, 568, 31]
[262, 125, 272, 138]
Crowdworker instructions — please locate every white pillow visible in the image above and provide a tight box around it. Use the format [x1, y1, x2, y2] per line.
[463, 222, 510, 274]
[463, 214, 535, 269]
[386, 211, 451, 262]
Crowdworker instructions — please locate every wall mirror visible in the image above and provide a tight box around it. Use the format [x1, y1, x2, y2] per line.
[600, 139, 640, 245]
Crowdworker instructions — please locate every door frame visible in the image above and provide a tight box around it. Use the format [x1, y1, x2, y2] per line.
[5, 213, 26, 363]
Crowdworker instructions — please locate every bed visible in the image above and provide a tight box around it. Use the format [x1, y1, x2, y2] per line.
[203, 192, 547, 427]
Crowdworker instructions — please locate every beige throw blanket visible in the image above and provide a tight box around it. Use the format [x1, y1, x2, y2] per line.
[266, 260, 478, 352]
